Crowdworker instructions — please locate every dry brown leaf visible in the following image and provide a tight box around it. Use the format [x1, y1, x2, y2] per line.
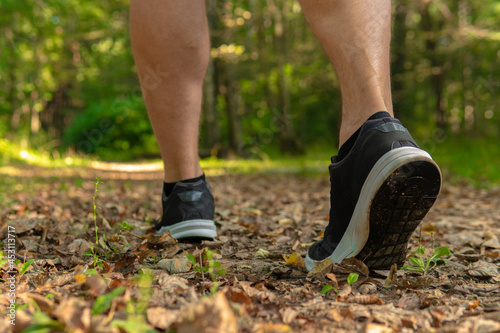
[67, 239, 92, 257]
[362, 322, 393, 333]
[227, 288, 252, 305]
[280, 307, 298, 324]
[336, 284, 352, 302]
[339, 257, 370, 276]
[383, 263, 398, 288]
[147, 307, 180, 331]
[138, 249, 156, 262]
[401, 316, 418, 329]
[344, 294, 383, 305]
[53, 297, 91, 333]
[86, 274, 107, 297]
[467, 300, 480, 310]
[156, 257, 192, 274]
[307, 258, 333, 281]
[358, 282, 377, 295]
[113, 254, 136, 273]
[178, 292, 238, 333]
[326, 272, 339, 289]
[468, 260, 499, 277]
[18, 293, 53, 313]
[239, 281, 276, 303]
[255, 323, 292, 333]
[326, 308, 354, 322]
[157, 274, 191, 293]
[430, 308, 445, 328]
[283, 252, 306, 269]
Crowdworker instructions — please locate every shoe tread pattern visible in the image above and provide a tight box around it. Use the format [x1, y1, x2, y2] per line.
[355, 161, 441, 270]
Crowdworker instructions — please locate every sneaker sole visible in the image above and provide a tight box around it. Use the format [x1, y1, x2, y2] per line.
[156, 219, 217, 240]
[305, 147, 441, 271]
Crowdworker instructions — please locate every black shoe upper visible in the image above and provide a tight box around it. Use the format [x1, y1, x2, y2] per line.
[155, 179, 215, 230]
[308, 116, 419, 261]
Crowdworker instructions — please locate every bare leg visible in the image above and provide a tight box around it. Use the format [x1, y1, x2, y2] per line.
[130, 0, 209, 182]
[298, 0, 393, 147]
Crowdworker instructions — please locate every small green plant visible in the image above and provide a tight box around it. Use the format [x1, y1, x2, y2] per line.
[187, 249, 226, 294]
[319, 285, 334, 294]
[23, 299, 65, 332]
[401, 243, 450, 274]
[347, 273, 359, 286]
[92, 287, 126, 315]
[119, 221, 134, 232]
[87, 177, 104, 269]
[18, 259, 35, 275]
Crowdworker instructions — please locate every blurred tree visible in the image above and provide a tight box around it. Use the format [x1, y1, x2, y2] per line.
[0, 0, 498, 161]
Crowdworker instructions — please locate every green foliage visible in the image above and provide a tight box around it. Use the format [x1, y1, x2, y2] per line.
[19, 259, 35, 275]
[23, 310, 65, 333]
[1, 0, 499, 163]
[92, 287, 126, 315]
[119, 221, 134, 232]
[319, 285, 334, 294]
[187, 249, 226, 294]
[110, 315, 156, 333]
[401, 244, 451, 274]
[347, 273, 359, 286]
[85, 177, 105, 268]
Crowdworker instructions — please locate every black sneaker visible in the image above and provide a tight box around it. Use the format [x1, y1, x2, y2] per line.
[305, 116, 441, 271]
[155, 179, 217, 240]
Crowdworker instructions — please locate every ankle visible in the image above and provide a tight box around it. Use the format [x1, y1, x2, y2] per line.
[163, 164, 203, 183]
[339, 111, 393, 148]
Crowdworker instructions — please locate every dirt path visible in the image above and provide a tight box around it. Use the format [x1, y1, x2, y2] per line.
[1, 167, 500, 332]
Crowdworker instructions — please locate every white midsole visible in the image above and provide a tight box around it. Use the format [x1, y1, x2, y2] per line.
[157, 219, 217, 239]
[305, 147, 438, 271]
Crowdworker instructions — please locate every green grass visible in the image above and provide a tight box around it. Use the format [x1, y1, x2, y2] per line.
[431, 135, 500, 187]
[1, 136, 499, 187]
[0, 138, 90, 168]
[200, 147, 331, 177]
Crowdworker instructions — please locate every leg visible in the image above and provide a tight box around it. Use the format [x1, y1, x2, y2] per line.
[299, 0, 442, 271]
[299, 0, 393, 147]
[130, 1, 217, 240]
[130, 0, 209, 182]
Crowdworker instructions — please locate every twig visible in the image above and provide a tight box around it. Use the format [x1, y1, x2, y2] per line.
[14, 253, 29, 262]
[200, 252, 205, 286]
[41, 226, 48, 244]
[123, 229, 147, 239]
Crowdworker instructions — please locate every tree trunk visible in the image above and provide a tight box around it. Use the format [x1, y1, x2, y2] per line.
[391, 0, 408, 115]
[202, 0, 221, 156]
[270, 0, 300, 153]
[420, 0, 447, 130]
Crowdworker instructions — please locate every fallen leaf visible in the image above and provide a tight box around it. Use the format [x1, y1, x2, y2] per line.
[339, 257, 370, 276]
[468, 261, 499, 277]
[18, 293, 53, 313]
[280, 307, 298, 324]
[177, 292, 238, 333]
[239, 281, 276, 303]
[283, 252, 305, 269]
[147, 307, 180, 330]
[53, 297, 91, 332]
[156, 258, 192, 274]
[326, 272, 339, 289]
[227, 289, 252, 305]
[343, 294, 383, 305]
[336, 284, 352, 302]
[358, 282, 377, 295]
[326, 308, 355, 322]
[255, 248, 270, 258]
[307, 258, 333, 280]
[255, 323, 292, 333]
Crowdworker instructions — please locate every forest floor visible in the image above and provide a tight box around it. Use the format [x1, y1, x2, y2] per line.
[1, 163, 500, 333]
